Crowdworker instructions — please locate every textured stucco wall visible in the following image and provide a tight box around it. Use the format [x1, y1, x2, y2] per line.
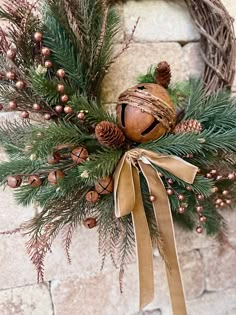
[0, 1, 236, 315]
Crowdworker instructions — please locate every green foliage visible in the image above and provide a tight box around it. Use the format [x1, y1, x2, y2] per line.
[139, 132, 203, 156]
[28, 120, 94, 158]
[69, 95, 116, 123]
[43, 10, 84, 88]
[0, 159, 42, 185]
[28, 68, 61, 106]
[137, 65, 156, 84]
[0, 120, 34, 158]
[42, 0, 120, 96]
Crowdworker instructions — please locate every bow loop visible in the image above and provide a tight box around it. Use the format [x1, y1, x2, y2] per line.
[114, 153, 136, 218]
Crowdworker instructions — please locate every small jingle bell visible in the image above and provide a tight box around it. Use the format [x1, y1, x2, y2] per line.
[71, 147, 88, 164]
[83, 218, 97, 229]
[95, 176, 114, 195]
[48, 170, 65, 185]
[7, 176, 22, 188]
[86, 191, 99, 203]
[28, 175, 42, 188]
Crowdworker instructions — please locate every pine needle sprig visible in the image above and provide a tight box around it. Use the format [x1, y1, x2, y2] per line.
[28, 68, 62, 106]
[139, 132, 204, 156]
[69, 95, 116, 123]
[28, 120, 94, 158]
[0, 159, 42, 185]
[43, 11, 84, 88]
[79, 148, 123, 186]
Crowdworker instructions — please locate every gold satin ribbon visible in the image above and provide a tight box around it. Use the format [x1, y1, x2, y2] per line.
[114, 148, 198, 314]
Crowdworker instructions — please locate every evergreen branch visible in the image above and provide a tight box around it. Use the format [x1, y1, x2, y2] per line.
[69, 95, 116, 123]
[137, 65, 156, 84]
[28, 120, 93, 158]
[139, 132, 204, 156]
[0, 159, 42, 185]
[28, 68, 61, 105]
[79, 148, 123, 185]
[43, 11, 84, 88]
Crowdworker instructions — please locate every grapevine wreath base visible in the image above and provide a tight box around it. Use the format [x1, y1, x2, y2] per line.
[0, 1, 235, 314]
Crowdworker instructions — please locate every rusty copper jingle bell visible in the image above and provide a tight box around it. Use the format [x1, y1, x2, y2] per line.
[116, 83, 176, 143]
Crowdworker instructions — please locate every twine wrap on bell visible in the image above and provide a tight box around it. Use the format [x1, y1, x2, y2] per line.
[117, 83, 176, 143]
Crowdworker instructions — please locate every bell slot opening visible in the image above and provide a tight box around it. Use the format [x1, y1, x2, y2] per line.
[141, 119, 160, 136]
[121, 103, 127, 127]
[137, 86, 146, 90]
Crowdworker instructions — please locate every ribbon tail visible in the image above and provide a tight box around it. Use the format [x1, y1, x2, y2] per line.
[139, 160, 187, 315]
[132, 166, 154, 309]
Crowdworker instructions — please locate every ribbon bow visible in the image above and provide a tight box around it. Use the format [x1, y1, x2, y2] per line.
[114, 148, 198, 315]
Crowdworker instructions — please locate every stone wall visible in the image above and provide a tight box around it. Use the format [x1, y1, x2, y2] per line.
[0, 1, 236, 315]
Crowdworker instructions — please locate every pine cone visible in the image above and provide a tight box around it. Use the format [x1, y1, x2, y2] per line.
[95, 121, 125, 148]
[174, 119, 202, 134]
[155, 61, 171, 88]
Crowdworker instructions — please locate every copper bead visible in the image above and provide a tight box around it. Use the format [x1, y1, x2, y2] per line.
[6, 71, 16, 80]
[77, 112, 85, 121]
[61, 95, 69, 103]
[9, 101, 17, 109]
[178, 194, 185, 201]
[199, 216, 206, 223]
[71, 147, 88, 164]
[33, 103, 42, 111]
[197, 194, 204, 201]
[86, 191, 99, 203]
[95, 176, 114, 195]
[34, 32, 43, 42]
[55, 105, 64, 113]
[196, 206, 203, 213]
[7, 49, 17, 60]
[28, 175, 42, 188]
[7, 176, 22, 188]
[167, 188, 174, 195]
[196, 226, 203, 234]
[64, 105, 73, 114]
[56, 69, 66, 78]
[222, 190, 229, 196]
[41, 47, 51, 57]
[178, 206, 185, 214]
[45, 60, 53, 68]
[228, 173, 235, 180]
[149, 195, 156, 202]
[48, 170, 65, 185]
[21, 111, 29, 119]
[57, 84, 65, 93]
[16, 80, 25, 90]
[44, 113, 51, 120]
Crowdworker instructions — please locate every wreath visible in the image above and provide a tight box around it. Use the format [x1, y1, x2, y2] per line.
[0, 1, 235, 314]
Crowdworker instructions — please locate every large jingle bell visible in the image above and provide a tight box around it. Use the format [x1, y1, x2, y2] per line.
[116, 83, 176, 143]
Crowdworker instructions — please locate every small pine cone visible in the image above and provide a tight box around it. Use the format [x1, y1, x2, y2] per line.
[95, 121, 125, 148]
[174, 119, 202, 134]
[155, 61, 171, 88]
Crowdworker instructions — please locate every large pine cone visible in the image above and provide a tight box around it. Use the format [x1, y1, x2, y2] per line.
[174, 119, 202, 134]
[155, 61, 171, 88]
[95, 121, 125, 148]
